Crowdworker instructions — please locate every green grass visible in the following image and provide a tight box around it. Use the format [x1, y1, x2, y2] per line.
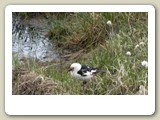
[12, 12, 148, 95]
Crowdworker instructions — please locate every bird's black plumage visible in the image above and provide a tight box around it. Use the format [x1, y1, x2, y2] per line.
[77, 65, 97, 76]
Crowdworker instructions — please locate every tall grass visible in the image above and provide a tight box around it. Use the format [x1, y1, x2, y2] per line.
[12, 12, 148, 95]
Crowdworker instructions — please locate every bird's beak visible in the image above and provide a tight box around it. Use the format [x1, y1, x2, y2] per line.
[68, 67, 73, 72]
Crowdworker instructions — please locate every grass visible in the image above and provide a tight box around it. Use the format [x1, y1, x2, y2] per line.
[12, 12, 148, 95]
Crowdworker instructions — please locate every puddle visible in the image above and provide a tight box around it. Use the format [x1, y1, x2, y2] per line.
[12, 15, 59, 62]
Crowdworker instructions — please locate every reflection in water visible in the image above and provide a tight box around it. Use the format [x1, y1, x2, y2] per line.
[12, 16, 59, 62]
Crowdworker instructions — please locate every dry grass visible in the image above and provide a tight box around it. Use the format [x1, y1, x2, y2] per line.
[12, 67, 72, 95]
[47, 13, 113, 53]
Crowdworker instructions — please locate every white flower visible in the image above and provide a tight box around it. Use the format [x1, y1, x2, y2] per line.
[139, 42, 145, 46]
[126, 51, 131, 56]
[135, 44, 140, 49]
[135, 42, 145, 49]
[107, 20, 112, 26]
[141, 60, 148, 68]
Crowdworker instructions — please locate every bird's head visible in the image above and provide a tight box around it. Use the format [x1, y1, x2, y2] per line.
[68, 63, 81, 72]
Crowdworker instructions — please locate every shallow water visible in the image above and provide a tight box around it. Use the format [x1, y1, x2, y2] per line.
[12, 16, 59, 62]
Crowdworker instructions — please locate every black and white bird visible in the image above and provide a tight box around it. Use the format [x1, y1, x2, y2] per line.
[68, 63, 106, 85]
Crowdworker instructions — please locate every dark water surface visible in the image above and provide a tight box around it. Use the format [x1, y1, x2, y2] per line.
[12, 16, 59, 62]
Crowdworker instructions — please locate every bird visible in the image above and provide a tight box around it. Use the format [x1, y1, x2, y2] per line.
[68, 63, 106, 85]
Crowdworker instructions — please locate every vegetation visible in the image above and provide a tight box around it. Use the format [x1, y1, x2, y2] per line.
[12, 12, 148, 95]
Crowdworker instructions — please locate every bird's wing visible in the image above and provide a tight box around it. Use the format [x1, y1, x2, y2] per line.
[77, 65, 88, 76]
[77, 70, 87, 76]
[78, 65, 98, 76]
[84, 65, 107, 74]
[77, 64, 107, 77]
[77, 65, 91, 76]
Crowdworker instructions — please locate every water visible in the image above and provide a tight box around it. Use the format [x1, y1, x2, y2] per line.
[12, 16, 59, 62]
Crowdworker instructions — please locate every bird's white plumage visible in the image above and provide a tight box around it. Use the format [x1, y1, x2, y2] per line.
[69, 63, 97, 81]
